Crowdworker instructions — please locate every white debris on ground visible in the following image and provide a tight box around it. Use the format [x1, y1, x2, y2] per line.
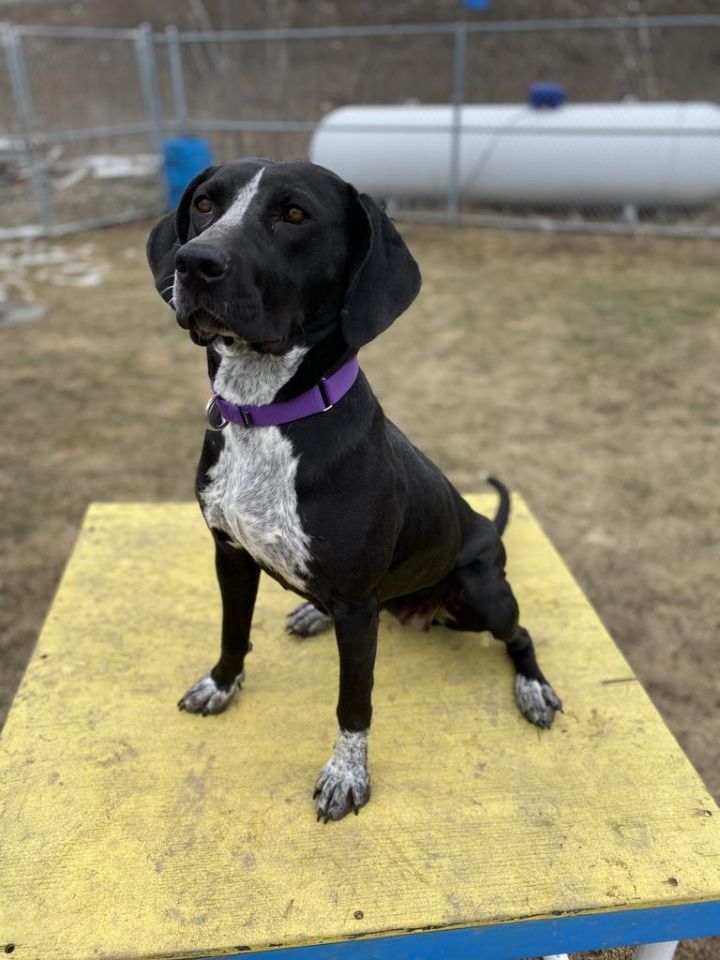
[80, 154, 161, 179]
[54, 154, 162, 192]
[0, 240, 109, 306]
[0, 301, 49, 327]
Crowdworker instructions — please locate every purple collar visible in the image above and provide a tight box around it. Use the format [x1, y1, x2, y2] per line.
[205, 355, 360, 431]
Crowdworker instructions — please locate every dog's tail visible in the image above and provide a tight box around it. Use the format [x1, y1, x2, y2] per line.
[479, 472, 511, 537]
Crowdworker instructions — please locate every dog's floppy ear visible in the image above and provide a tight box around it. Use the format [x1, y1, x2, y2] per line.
[146, 165, 218, 303]
[146, 212, 178, 303]
[340, 189, 421, 349]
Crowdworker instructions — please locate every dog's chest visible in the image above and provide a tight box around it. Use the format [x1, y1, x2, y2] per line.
[199, 344, 311, 592]
[201, 426, 310, 590]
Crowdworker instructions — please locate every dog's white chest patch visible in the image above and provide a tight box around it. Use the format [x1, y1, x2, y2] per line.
[200, 344, 311, 592]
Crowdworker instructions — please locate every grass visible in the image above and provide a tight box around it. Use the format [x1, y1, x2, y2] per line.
[0, 222, 718, 960]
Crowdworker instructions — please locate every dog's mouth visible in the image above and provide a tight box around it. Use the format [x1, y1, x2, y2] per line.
[182, 308, 285, 354]
[183, 307, 235, 346]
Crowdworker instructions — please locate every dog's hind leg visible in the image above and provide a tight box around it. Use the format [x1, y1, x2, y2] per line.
[448, 557, 562, 729]
[286, 601, 332, 637]
[314, 596, 378, 822]
[178, 537, 260, 716]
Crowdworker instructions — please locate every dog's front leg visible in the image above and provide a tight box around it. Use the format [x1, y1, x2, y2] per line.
[314, 596, 378, 822]
[178, 538, 260, 716]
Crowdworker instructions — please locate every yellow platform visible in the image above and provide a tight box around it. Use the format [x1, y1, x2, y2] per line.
[1, 497, 719, 960]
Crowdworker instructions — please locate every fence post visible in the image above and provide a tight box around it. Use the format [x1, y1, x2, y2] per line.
[1, 21, 56, 230]
[447, 21, 467, 223]
[166, 25, 188, 136]
[134, 22, 168, 206]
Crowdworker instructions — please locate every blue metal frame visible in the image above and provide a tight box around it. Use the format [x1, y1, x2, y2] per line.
[208, 901, 720, 959]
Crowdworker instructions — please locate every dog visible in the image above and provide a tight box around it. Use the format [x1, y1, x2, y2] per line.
[147, 158, 561, 822]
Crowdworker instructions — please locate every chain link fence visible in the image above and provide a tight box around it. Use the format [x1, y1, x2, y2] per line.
[2, 15, 720, 239]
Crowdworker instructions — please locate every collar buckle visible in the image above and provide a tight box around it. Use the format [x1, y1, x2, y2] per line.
[318, 377, 333, 411]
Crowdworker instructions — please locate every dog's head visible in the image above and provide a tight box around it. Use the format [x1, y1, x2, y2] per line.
[146, 159, 421, 354]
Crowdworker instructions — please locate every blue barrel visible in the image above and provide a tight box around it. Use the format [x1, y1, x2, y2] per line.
[162, 137, 215, 209]
[528, 82, 566, 110]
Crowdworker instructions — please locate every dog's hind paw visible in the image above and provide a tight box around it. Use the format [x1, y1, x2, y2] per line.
[313, 730, 370, 822]
[286, 602, 332, 638]
[515, 675, 563, 729]
[177, 670, 244, 716]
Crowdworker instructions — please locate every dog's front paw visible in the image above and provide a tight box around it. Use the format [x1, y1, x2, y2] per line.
[314, 730, 370, 822]
[314, 763, 370, 822]
[515, 675, 562, 729]
[286, 602, 332, 638]
[177, 670, 244, 716]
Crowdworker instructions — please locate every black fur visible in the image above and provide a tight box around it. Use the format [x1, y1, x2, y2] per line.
[147, 159, 561, 821]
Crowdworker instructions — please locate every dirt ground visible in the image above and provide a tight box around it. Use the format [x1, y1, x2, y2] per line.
[0, 222, 718, 959]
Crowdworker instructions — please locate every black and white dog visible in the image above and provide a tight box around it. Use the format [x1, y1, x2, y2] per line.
[147, 158, 561, 822]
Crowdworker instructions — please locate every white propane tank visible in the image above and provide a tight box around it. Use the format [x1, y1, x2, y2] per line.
[310, 103, 720, 206]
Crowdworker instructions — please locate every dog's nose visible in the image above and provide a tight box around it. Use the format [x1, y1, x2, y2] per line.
[175, 243, 228, 284]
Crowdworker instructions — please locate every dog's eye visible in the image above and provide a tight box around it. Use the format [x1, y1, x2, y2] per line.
[195, 196, 213, 215]
[283, 206, 307, 224]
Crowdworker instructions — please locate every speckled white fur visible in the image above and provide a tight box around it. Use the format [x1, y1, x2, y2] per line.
[314, 729, 370, 821]
[200, 342, 311, 592]
[515, 675, 562, 728]
[286, 601, 332, 637]
[178, 669, 245, 715]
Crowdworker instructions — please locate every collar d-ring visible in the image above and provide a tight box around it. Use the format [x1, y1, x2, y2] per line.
[205, 393, 229, 432]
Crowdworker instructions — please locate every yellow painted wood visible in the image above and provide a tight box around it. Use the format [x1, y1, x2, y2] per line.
[1, 497, 719, 960]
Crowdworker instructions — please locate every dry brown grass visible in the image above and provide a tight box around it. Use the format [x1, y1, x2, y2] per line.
[0, 222, 718, 959]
